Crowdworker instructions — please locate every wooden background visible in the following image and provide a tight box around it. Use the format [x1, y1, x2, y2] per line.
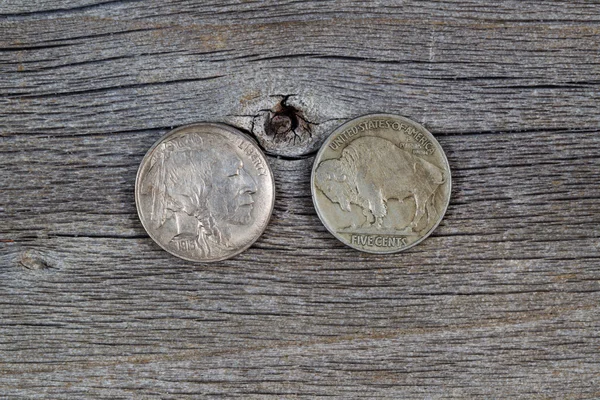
[1, 1, 599, 398]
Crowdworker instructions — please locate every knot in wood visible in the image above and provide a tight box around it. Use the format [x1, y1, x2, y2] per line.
[269, 114, 293, 136]
[19, 249, 57, 271]
[227, 93, 346, 157]
[264, 96, 304, 141]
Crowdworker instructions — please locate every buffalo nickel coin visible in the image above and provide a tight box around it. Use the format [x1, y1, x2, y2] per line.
[311, 114, 451, 253]
[135, 123, 275, 262]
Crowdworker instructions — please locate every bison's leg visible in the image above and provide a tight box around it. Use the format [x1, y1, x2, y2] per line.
[356, 182, 387, 228]
[410, 193, 426, 230]
[360, 207, 375, 227]
[369, 202, 386, 229]
[423, 198, 436, 228]
[369, 198, 387, 229]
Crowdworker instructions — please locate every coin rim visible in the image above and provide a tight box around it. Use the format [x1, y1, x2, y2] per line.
[311, 113, 452, 254]
[135, 122, 275, 263]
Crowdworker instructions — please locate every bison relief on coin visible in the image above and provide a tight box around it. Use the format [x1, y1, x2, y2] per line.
[311, 114, 451, 253]
[135, 123, 275, 262]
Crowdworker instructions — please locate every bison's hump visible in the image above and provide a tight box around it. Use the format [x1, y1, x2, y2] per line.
[344, 136, 398, 156]
[342, 136, 415, 170]
[342, 136, 445, 185]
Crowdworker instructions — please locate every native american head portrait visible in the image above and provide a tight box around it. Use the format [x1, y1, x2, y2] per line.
[140, 133, 257, 258]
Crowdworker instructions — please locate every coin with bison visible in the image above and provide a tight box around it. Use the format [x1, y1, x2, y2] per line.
[311, 114, 451, 253]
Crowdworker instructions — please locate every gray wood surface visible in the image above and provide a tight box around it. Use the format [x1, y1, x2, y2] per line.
[1, 1, 599, 398]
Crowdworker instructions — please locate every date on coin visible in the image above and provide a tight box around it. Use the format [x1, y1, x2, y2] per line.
[135, 123, 275, 262]
[311, 114, 451, 253]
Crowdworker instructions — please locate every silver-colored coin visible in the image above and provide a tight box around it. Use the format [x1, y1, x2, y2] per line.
[311, 114, 451, 253]
[135, 123, 275, 262]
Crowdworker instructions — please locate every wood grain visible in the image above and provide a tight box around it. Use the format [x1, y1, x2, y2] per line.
[1, 1, 599, 398]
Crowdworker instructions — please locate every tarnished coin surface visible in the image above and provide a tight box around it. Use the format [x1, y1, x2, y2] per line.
[135, 123, 275, 262]
[311, 114, 451, 253]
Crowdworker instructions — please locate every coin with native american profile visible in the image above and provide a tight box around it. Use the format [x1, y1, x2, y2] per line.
[311, 114, 451, 253]
[135, 123, 275, 262]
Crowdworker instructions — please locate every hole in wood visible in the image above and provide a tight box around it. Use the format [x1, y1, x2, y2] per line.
[264, 95, 311, 145]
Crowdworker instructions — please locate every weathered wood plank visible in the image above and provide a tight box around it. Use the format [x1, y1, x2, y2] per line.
[1, 1, 599, 398]
[2, 1, 600, 154]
